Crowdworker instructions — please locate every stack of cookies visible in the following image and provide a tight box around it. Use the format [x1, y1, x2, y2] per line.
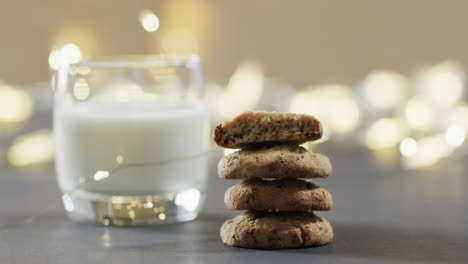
[213, 112, 334, 249]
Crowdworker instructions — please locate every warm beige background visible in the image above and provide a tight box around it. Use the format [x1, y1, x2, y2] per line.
[1, 0, 467, 86]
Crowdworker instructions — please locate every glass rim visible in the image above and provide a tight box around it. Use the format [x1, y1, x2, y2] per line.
[64, 54, 201, 69]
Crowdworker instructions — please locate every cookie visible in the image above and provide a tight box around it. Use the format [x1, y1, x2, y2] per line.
[224, 178, 333, 211]
[218, 145, 332, 179]
[213, 112, 322, 149]
[220, 210, 333, 249]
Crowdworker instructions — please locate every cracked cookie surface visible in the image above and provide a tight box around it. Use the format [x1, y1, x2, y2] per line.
[225, 178, 333, 211]
[213, 112, 322, 149]
[218, 145, 332, 179]
[220, 210, 333, 249]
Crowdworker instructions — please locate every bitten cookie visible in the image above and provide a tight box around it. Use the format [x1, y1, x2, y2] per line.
[220, 211, 333, 249]
[213, 112, 322, 149]
[218, 145, 332, 179]
[225, 178, 333, 211]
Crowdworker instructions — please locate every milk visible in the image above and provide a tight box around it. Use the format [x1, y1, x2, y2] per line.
[54, 101, 209, 196]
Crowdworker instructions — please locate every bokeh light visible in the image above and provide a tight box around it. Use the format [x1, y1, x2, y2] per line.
[365, 118, 407, 149]
[403, 135, 452, 169]
[445, 126, 465, 147]
[0, 83, 34, 123]
[8, 130, 54, 167]
[289, 84, 360, 135]
[399, 137, 418, 157]
[48, 43, 82, 70]
[219, 60, 264, 118]
[405, 97, 434, 130]
[417, 61, 464, 107]
[362, 70, 408, 109]
[448, 103, 468, 132]
[327, 97, 361, 134]
[139, 9, 160, 32]
[159, 213, 166, 220]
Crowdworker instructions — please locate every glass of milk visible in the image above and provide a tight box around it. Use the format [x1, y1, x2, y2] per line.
[54, 55, 209, 225]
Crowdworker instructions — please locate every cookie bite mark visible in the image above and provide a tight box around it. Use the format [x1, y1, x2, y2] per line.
[213, 112, 322, 149]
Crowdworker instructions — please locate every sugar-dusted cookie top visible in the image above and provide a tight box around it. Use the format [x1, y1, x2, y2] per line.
[213, 112, 322, 149]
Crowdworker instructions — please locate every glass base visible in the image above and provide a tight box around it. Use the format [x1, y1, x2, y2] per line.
[61, 188, 204, 226]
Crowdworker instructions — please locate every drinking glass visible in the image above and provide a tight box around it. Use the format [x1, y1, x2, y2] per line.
[54, 55, 209, 226]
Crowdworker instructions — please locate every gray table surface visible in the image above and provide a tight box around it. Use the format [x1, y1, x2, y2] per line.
[0, 129, 467, 263]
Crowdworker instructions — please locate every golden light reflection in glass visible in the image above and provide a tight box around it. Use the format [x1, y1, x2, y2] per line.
[158, 213, 166, 220]
[112, 196, 125, 204]
[62, 194, 74, 212]
[115, 155, 124, 164]
[93, 194, 181, 226]
[48, 43, 82, 70]
[102, 218, 111, 226]
[167, 193, 175, 201]
[73, 78, 90, 100]
[93, 171, 110, 181]
[128, 210, 136, 220]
